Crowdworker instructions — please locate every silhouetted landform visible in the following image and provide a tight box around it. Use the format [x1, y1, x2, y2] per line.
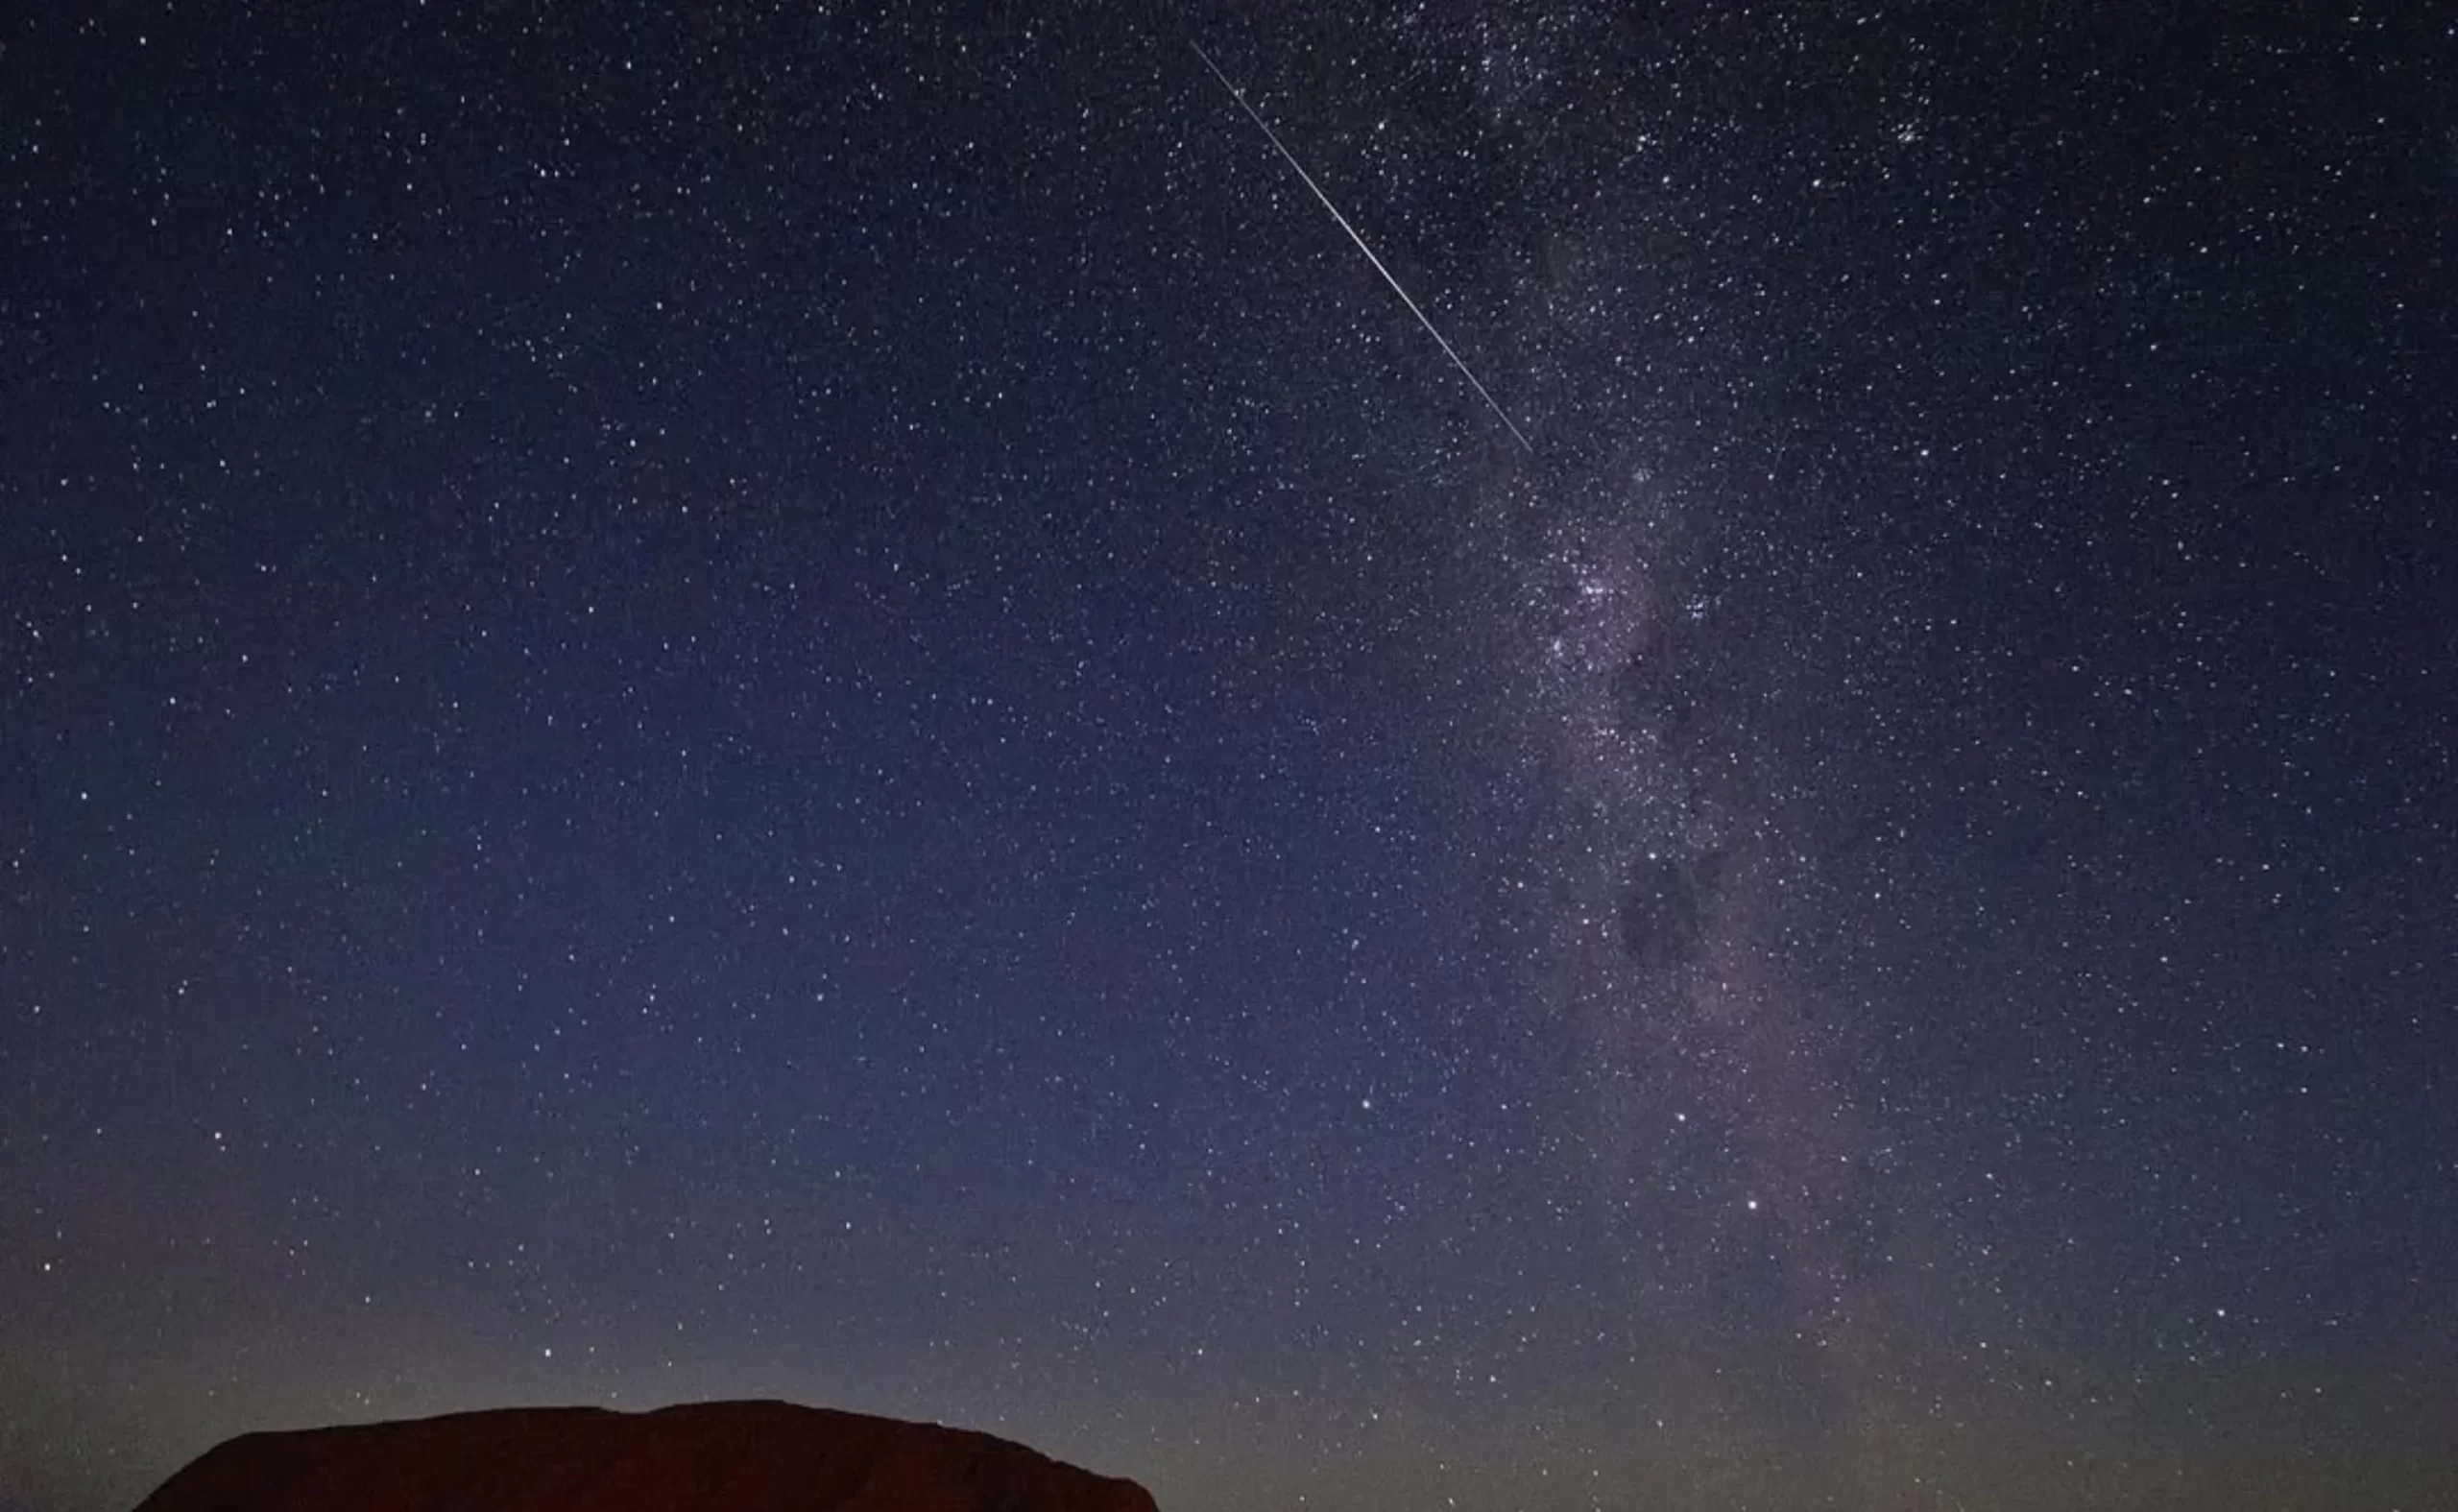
[131, 1399, 1160, 1512]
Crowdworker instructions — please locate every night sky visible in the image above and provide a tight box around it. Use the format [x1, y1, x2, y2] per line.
[5, 5, 2455, 1511]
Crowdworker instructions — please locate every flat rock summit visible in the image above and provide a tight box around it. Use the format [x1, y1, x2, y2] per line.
[130, 1399, 1160, 1512]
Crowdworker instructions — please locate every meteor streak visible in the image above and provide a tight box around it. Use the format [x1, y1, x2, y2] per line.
[1191, 42, 1534, 452]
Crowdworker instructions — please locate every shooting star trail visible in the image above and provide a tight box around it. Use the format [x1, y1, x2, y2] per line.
[1191, 42, 1534, 452]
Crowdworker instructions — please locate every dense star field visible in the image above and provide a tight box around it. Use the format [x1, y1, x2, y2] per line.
[4, 5, 2454, 1510]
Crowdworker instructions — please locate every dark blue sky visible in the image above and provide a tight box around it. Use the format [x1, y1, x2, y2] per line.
[5, 5, 2454, 1510]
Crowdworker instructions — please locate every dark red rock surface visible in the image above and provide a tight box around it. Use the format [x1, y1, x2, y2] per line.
[130, 1399, 1160, 1512]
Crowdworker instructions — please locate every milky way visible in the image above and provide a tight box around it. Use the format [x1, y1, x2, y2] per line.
[1396, 9, 1984, 1484]
[1379, 1, 1872, 1248]
[1450, 451, 1905, 1444]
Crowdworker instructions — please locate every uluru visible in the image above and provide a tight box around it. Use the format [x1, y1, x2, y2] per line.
[129, 1400, 1161, 1512]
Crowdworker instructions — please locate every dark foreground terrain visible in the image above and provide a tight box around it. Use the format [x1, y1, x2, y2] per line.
[131, 1399, 1159, 1512]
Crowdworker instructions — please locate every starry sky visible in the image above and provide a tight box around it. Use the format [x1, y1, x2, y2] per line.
[4, 5, 2454, 1510]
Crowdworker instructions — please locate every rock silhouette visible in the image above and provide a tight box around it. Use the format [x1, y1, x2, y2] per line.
[131, 1399, 1160, 1512]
